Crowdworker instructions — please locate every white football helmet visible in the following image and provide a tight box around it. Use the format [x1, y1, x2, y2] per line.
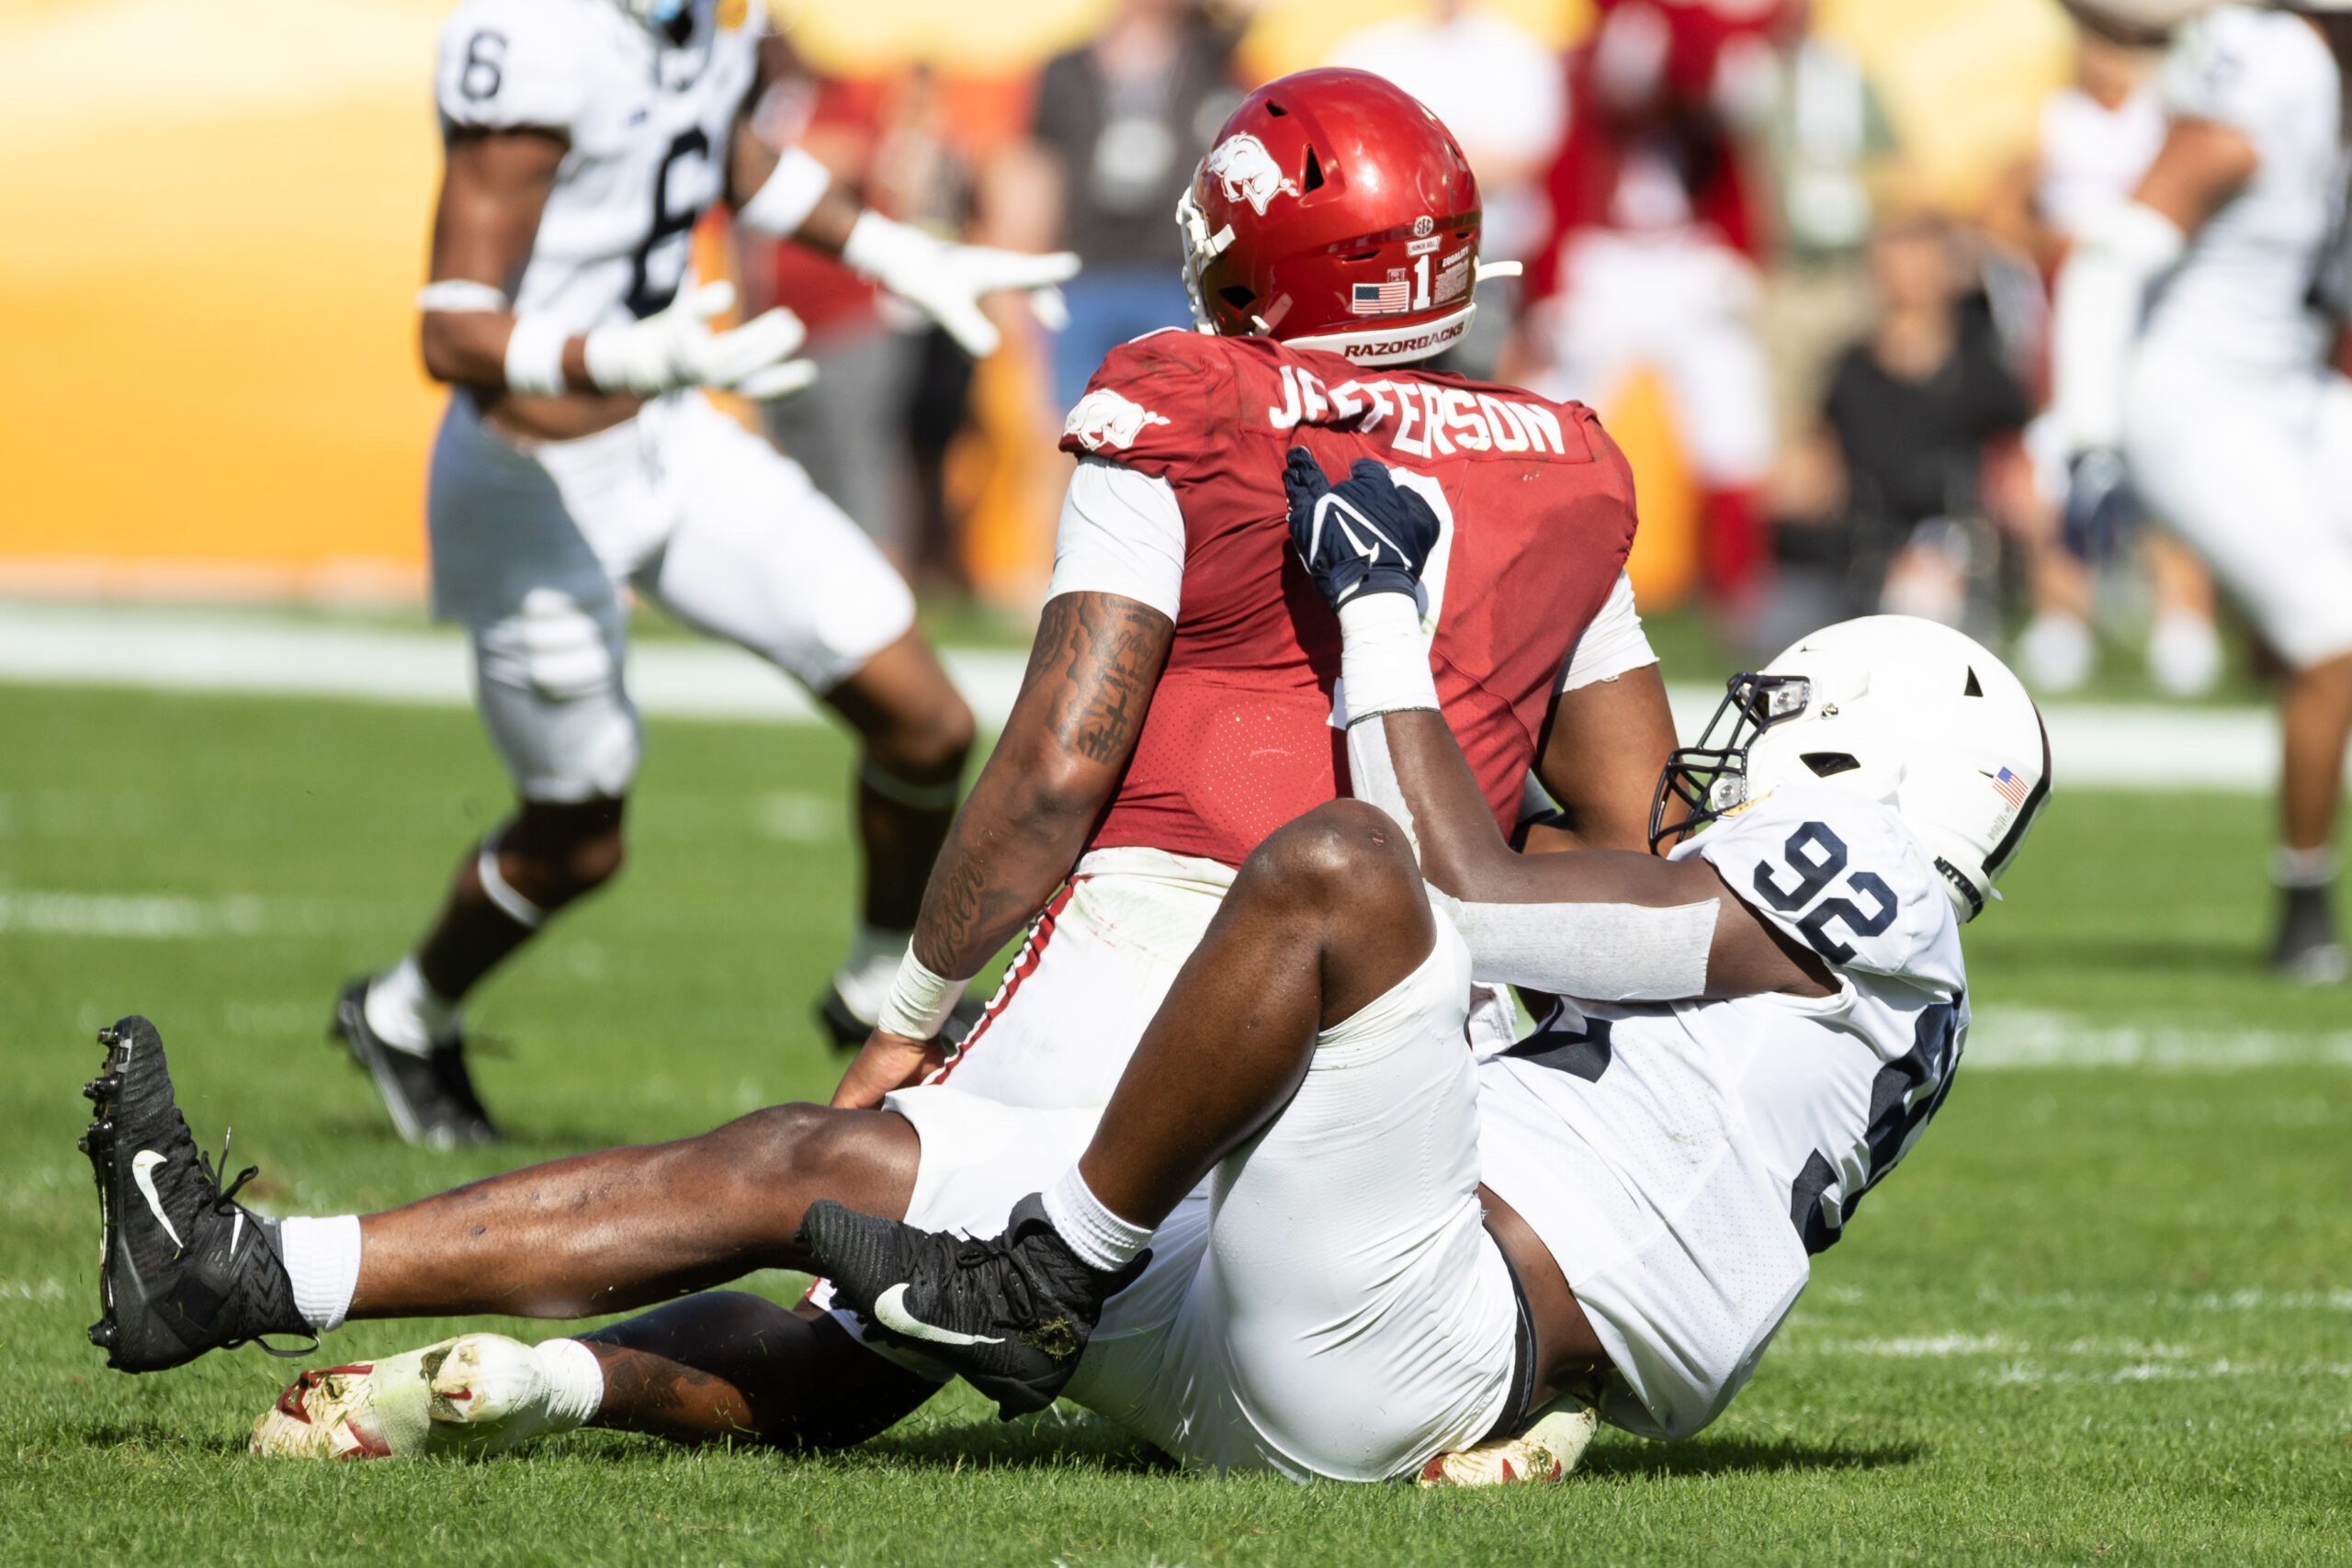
[2064, 0, 2220, 39]
[1652, 616, 2052, 922]
[615, 0, 690, 28]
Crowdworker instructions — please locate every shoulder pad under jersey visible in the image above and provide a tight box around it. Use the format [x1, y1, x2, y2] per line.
[1058, 329, 1244, 480]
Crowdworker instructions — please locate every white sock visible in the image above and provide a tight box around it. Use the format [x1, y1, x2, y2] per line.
[831, 924, 913, 1024]
[2274, 846, 2337, 890]
[365, 955, 457, 1058]
[1041, 1167, 1152, 1272]
[534, 1337, 606, 1429]
[279, 1214, 363, 1334]
[1338, 593, 1440, 721]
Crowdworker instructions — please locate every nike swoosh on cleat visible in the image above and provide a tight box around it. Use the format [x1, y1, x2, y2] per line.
[131, 1151, 185, 1249]
[874, 1283, 1005, 1348]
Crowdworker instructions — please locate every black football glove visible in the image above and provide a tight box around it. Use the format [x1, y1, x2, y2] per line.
[1282, 446, 1442, 611]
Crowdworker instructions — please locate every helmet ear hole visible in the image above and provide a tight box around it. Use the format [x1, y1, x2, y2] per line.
[1219, 285, 1258, 311]
[1803, 752, 1861, 778]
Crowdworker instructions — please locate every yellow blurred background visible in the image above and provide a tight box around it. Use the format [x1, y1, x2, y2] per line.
[0, 0, 2075, 604]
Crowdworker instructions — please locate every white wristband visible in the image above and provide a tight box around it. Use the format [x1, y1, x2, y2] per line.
[503, 314, 570, 397]
[737, 145, 834, 238]
[876, 947, 969, 1041]
[1338, 593, 1440, 722]
[416, 278, 510, 312]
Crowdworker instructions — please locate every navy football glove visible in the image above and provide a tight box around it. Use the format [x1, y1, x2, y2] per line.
[2061, 446, 2139, 564]
[1283, 446, 1442, 611]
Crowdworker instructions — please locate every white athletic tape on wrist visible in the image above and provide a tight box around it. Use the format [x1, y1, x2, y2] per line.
[1338, 593, 1440, 721]
[858, 757, 961, 811]
[1431, 889, 1717, 1001]
[503, 314, 571, 398]
[876, 947, 967, 1040]
[476, 840, 547, 930]
[416, 279, 511, 313]
[736, 145, 833, 238]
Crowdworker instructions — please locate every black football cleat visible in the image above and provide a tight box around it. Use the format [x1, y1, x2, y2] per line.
[82, 1015, 312, 1372]
[2270, 886, 2347, 985]
[813, 982, 986, 1053]
[796, 1192, 1147, 1418]
[330, 978, 500, 1148]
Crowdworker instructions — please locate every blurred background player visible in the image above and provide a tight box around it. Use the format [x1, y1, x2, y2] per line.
[1508, 0, 1795, 621]
[2049, 0, 2352, 980]
[1765, 209, 2034, 649]
[1021, 0, 1242, 417]
[338, 0, 1080, 1146]
[2002, 1, 2224, 695]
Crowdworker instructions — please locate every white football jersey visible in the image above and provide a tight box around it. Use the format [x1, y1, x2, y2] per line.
[1474, 784, 1967, 1438]
[435, 0, 760, 334]
[2144, 6, 2346, 370]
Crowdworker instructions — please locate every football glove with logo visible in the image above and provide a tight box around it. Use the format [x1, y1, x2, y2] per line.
[1283, 446, 1442, 609]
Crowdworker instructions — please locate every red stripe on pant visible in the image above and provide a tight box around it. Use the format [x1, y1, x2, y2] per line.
[931, 877, 1083, 1087]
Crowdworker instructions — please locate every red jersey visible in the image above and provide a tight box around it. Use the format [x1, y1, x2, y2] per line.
[1058, 330, 1638, 869]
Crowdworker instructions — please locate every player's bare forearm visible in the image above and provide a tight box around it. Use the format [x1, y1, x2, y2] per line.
[420, 129, 572, 389]
[1532, 664, 1679, 852]
[909, 592, 1171, 977]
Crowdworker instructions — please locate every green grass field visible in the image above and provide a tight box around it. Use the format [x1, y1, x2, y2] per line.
[2, 677, 2347, 1565]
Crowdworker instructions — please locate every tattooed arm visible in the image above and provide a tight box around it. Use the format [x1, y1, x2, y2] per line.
[832, 591, 1174, 1108]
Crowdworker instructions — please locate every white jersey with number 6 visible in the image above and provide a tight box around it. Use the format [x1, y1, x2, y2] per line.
[435, 0, 758, 333]
[1475, 783, 1968, 1440]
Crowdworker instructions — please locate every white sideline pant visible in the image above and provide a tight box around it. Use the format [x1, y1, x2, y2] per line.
[2124, 344, 2352, 671]
[1529, 230, 1774, 488]
[882, 912, 1521, 1482]
[426, 390, 916, 802]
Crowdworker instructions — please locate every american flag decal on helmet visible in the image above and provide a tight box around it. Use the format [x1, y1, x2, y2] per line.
[1990, 767, 2029, 807]
[1351, 276, 1409, 315]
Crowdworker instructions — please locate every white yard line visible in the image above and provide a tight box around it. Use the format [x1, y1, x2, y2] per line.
[1966, 1007, 2352, 1070]
[0, 602, 2336, 788]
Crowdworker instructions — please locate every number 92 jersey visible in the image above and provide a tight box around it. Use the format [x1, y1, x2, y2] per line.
[1473, 782, 1967, 1441]
[435, 0, 758, 333]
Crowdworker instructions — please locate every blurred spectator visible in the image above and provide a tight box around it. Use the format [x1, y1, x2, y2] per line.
[1755, 11, 1899, 455]
[1029, 0, 1240, 415]
[1326, 0, 1566, 377]
[1765, 213, 2032, 648]
[1510, 0, 1797, 612]
[1993, 6, 2222, 696]
[744, 68, 978, 586]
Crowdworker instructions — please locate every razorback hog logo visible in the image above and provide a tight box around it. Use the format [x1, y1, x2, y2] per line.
[1065, 388, 1172, 452]
[1204, 133, 1298, 216]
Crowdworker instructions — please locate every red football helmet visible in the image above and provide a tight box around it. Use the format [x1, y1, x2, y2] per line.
[1177, 69, 1493, 367]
